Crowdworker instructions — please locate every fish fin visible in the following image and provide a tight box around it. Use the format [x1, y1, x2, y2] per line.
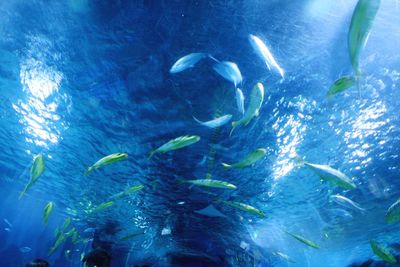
[208, 55, 220, 63]
[221, 163, 232, 170]
[84, 166, 94, 176]
[148, 150, 156, 159]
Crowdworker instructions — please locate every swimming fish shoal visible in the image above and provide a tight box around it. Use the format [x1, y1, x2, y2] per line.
[222, 148, 266, 170]
[43, 201, 55, 225]
[193, 114, 232, 128]
[386, 198, 400, 224]
[84, 153, 128, 176]
[370, 240, 397, 264]
[148, 135, 200, 159]
[236, 88, 245, 114]
[230, 83, 264, 135]
[222, 200, 265, 217]
[283, 230, 320, 249]
[327, 76, 356, 97]
[213, 61, 243, 87]
[169, 53, 207, 73]
[249, 34, 284, 78]
[295, 154, 356, 190]
[180, 179, 237, 190]
[330, 194, 365, 212]
[19, 153, 45, 199]
[194, 204, 227, 218]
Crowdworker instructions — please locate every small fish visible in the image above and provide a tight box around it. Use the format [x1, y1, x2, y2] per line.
[283, 230, 320, 249]
[84, 153, 128, 176]
[180, 179, 237, 190]
[4, 228, 11, 232]
[170, 53, 207, 73]
[348, 0, 381, 76]
[222, 200, 265, 217]
[193, 114, 232, 128]
[213, 61, 243, 87]
[230, 83, 264, 135]
[236, 88, 245, 114]
[43, 201, 55, 225]
[240, 241, 250, 251]
[161, 227, 171, 236]
[65, 249, 71, 260]
[222, 148, 266, 169]
[148, 135, 200, 159]
[92, 201, 114, 213]
[272, 251, 296, 263]
[61, 217, 72, 232]
[19, 153, 45, 199]
[327, 208, 353, 220]
[295, 154, 356, 190]
[120, 232, 145, 241]
[194, 204, 227, 218]
[3, 219, 12, 228]
[113, 184, 144, 200]
[49, 233, 67, 255]
[330, 194, 365, 212]
[83, 227, 95, 233]
[385, 198, 400, 224]
[370, 240, 397, 264]
[327, 76, 356, 97]
[249, 34, 284, 78]
[20, 246, 32, 253]
[65, 227, 79, 244]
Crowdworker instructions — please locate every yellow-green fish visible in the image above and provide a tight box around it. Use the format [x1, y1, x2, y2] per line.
[370, 240, 397, 264]
[49, 233, 67, 255]
[385, 198, 400, 224]
[327, 76, 356, 97]
[120, 232, 145, 241]
[295, 154, 356, 190]
[61, 217, 72, 232]
[348, 0, 381, 76]
[65, 227, 79, 244]
[148, 135, 200, 159]
[43, 201, 54, 225]
[92, 201, 114, 213]
[222, 200, 265, 217]
[284, 230, 320, 249]
[19, 153, 45, 199]
[230, 83, 264, 136]
[222, 148, 266, 169]
[180, 179, 237, 190]
[113, 184, 144, 200]
[84, 153, 128, 175]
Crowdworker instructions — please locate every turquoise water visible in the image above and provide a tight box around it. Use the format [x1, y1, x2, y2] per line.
[0, 0, 400, 266]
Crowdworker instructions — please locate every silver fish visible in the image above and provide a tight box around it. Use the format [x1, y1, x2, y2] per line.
[170, 53, 207, 73]
[193, 114, 232, 128]
[249, 34, 284, 78]
[330, 194, 365, 212]
[20, 246, 32, 253]
[213, 61, 243, 87]
[236, 88, 245, 114]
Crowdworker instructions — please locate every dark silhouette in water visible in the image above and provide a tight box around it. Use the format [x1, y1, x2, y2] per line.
[82, 248, 111, 267]
[25, 259, 50, 267]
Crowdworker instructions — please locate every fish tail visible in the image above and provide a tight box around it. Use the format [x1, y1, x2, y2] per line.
[221, 163, 232, 170]
[148, 151, 155, 160]
[18, 184, 30, 200]
[84, 166, 94, 176]
[177, 179, 186, 185]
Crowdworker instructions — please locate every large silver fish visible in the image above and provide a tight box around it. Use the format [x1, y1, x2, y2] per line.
[213, 61, 243, 87]
[170, 53, 207, 73]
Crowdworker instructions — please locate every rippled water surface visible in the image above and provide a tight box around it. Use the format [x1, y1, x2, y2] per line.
[0, 1, 400, 266]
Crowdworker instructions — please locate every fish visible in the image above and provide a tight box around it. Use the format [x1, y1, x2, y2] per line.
[84, 153, 128, 176]
[236, 88, 245, 114]
[222, 148, 266, 169]
[327, 208, 353, 220]
[3, 219, 12, 228]
[230, 83, 264, 135]
[65, 249, 71, 260]
[113, 184, 144, 200]
[61, 217, 72, 232]
[370, 240, 397, 264]
[19, 153, 45, 199]
[213, 61, 243, 87]
[170, 53, 207, 73]
[83, 227, 95, 233]
[148, 135, 200, 159]
[43, 201, 55, 225]
[194, 204, 227, 218]
[161, 227, 171, 236]
[283, 230, 320, 249]
[330, 194, 365, 212]
[120, 232, 145, 241]
[327, 76, 356, 97]
[65, 227, 79, 244]
[222, 200, 265, 217]
[19, 246, 32, 253]
[348, 0, 381, 76]
[4, 228, 11, 232]
[248, 34, 284, 78]
[92, 201, 114, 213]
[193, 114, 232, 128]
[385, 198, 400, 224]
[272, 251, 296, 263]
[180, 179, 237, 190]
[49, 233, 67, 255]
[295, 154, 356, 190]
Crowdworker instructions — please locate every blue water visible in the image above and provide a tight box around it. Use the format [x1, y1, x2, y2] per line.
[1, 0, 400, 266]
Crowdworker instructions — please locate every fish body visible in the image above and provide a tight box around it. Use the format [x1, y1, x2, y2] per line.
[20, 247, 32, 253]
[149, 135, 200, 159]
[194, 204, 227, 218]
[327, 76, 356, 97]
[213, 61, 243, 87]
[284, 230, 320, 249]
[61, 217, 72, 232]
[348, 0, 380, 76]
[92, 201, 114, 213]
[249, 34, 284, 78]
[170, 53, 206, 73]
[85, 153, 128, 176]
[236, 88, 245, 114]
[272, 251, 295, 263]
[222, 200, 265, 217]
[231, 83, 264, 135]
[370, 240, 397, 264]
[181, 179, 237, 190]
[120, 232, 144, 241]
[386, 198, 400, 224]
[19, 153, 45, 199]
[43, 201, 54, 225]
[193, 115, 232, 128]
[330, 194, 365, 212]
[222, 148, 266, 169]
